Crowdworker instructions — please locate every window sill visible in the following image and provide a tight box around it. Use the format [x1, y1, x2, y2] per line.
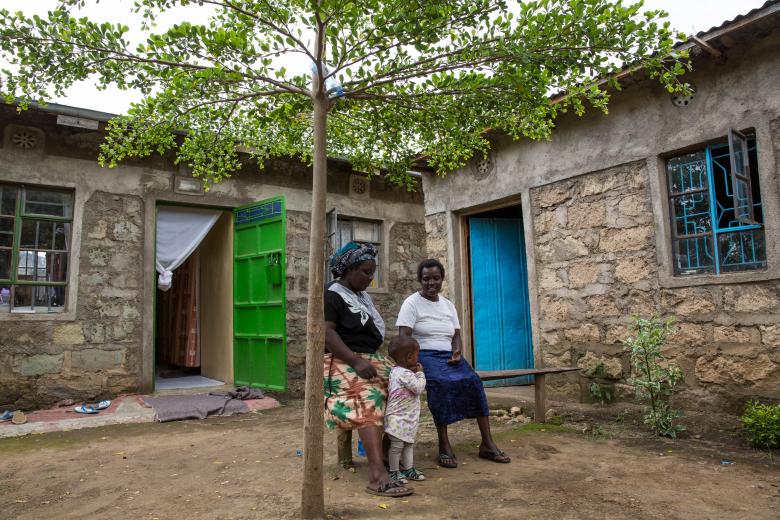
[0, 309, 76, 321]
[366, 287, 390, 295]
[658, 267, 780, 289]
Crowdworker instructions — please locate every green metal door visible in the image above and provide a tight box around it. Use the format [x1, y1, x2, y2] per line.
[233, 196, 287, 391]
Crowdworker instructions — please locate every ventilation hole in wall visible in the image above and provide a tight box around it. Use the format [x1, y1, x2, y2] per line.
[351, 176, 367, 195]
[671, 89, 696, 108]
[11, 129, 39, 149]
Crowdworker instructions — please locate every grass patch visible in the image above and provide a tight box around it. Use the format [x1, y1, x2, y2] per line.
[512, 422, 575, 434]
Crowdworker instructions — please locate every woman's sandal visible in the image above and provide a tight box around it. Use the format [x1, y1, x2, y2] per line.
[365, 479, 413, 497]
[437, 453, 458, 468]
[478, 449, 511, 463]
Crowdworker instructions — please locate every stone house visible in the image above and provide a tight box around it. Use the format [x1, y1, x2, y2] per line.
[422, 2, 780, 411]
[0, 103, 425, 409]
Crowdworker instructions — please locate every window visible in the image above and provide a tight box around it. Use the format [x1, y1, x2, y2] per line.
[326, 210, 383, 289]
[666, 130, 766, 276]
[0, 183, 73, 313]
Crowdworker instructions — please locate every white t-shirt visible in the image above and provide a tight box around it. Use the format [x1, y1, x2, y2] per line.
[395, 292, 461, 352]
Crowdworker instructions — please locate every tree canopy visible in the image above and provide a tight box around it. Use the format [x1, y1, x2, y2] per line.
[0, 0, 688, 189]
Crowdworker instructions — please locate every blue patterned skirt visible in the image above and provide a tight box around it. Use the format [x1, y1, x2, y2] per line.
[419, 350, 490, 426]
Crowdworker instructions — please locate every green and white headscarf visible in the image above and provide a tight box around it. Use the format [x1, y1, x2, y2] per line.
[329, 241, 377, 278]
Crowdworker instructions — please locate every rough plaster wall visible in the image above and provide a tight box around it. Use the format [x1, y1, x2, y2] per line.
[0, 191, 144, 409]
[532, 160, 780, 412]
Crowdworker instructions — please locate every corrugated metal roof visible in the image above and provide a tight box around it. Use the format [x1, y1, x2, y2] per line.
[697, 0, 780, 37]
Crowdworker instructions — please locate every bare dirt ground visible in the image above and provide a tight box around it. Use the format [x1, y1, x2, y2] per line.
[1, 397, 778, 520]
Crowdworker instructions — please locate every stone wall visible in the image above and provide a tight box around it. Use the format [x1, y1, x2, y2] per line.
[532, 160, 780, 412]
[0, 191, 144, 409]
[424, 212, 451, 297]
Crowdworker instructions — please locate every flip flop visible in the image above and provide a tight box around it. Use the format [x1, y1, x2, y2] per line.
[11, 411, 27, 425]
[365, 480, 413, 498]
[96, 400, 111, 410]
[437, 453, 458, 468]
[74, 405, 98, 414]
[478, 449, 511, 463]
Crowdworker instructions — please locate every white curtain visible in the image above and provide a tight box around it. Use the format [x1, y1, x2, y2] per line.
[155, 206, 221, 291]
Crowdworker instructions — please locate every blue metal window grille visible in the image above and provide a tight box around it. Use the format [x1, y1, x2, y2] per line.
[235, 199, 282, 226]
[667, 138, 766, 276]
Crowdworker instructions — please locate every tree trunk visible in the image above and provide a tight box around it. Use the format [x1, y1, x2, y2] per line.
[301, 91, 329, 519]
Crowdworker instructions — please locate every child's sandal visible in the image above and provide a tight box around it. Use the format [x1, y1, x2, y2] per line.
[388, 470, 408, 484]
[402, 467, 426, 481]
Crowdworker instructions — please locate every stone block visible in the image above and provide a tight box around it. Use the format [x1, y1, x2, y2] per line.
[713, 326, 760, 345]
[87, 220, 108, 240]
[70, 349, 124, 372]
[538, 268, 565, 290]
[53, 323, 85, 345]
[564, 324, 600, 343]
[577, 351, 622, 379]
[723, 286, 780, 313]
[660, 288, 717, 317]
[760, 325, 780, 347]
[695, 353, 777, 385]
[568, 263, 600, 288]
[567, 200, 606, 229]
[535, 183, 572, 208]
[669, 323, 709, 348]
[541, 297, 573, 322]
[585, 295, 621, 318]
[88, 249, 109, 267]
[624, 290, 657, 317]
[543, 350, 572, 367]
[614, 256, 652, 284]
[16, 354, 64, 376]
[539, 236, 589, 263]
[605, 325, 629, 344]
[599, 226, 653, 253]
[112, 220, 142, 242]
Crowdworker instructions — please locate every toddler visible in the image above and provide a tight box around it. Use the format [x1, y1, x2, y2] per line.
[385, 336, 427, 482]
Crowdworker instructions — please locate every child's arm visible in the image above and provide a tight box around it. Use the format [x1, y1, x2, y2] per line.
[400, 369, 426, 395]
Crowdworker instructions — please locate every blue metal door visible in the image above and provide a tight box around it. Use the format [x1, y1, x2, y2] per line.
[469, 217, 533, 386]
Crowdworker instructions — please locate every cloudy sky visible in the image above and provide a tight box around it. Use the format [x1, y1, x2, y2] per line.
[0, 0, 768, 114]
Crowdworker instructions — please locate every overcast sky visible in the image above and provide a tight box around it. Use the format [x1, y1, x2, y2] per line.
[0, 0, 768, 114]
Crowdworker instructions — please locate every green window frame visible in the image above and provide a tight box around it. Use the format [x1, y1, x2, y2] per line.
[0, 183, 74, 313]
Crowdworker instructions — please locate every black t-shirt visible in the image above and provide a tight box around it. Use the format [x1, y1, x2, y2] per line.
[324, 281, 383, 354]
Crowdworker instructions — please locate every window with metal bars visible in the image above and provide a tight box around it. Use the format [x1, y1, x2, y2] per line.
[326, 209, 383, 289]
[0, 183, 73, 313]
[666, 129, 766, 276]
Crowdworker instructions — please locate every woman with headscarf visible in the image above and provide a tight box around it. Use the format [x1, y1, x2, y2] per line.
[397, 258, 510, 469]
[323, 241, 413, 498]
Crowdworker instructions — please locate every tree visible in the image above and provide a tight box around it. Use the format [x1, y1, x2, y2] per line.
[0, 1, 688, 517]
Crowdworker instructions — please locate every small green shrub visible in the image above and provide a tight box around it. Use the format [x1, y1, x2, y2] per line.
[624, 315, 685, 438]
[588, 380, 613, 405]
[741, 400, 780, 450]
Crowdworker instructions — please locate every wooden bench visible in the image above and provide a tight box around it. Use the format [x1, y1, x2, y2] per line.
[477, 367, 580, 423]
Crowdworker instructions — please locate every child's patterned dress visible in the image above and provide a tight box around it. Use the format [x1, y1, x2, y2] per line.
[384, 366, 426, 443]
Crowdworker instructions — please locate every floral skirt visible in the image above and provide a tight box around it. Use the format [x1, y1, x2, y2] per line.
[323, 352, 394, 430]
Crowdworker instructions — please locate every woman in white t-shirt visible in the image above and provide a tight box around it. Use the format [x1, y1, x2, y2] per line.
[396, 259, 510, 468]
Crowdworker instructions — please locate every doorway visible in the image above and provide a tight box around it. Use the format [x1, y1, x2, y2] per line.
[466, 204, 533, 386]
[155, 210, 233, 390]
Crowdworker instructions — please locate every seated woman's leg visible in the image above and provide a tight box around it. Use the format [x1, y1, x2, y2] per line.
[476, 416, 511, 463]
[359, 426, 412, 493]
[436, 424, 458, 468]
